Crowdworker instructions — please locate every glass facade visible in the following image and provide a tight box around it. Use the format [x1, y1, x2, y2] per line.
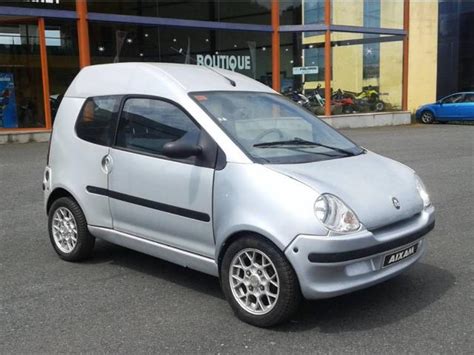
[87, 0, 272, 24]
[89, 24, 272, 85]
[0, 0, 407, 131]
[332, 32, 403, 114]
[2, 0, 76, 11]
[332, 0, 403, 29]
[0, 20, 45, 128]
[45, 20, 80, 120]
[282, 31, 403, 115]
[437, 0, 474, 98]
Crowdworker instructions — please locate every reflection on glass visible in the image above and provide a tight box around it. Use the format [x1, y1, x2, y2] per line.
[280, 32, 328, 115]
[87, 0, 271, 24]
[45, 20, 79, 121]
[332, 0, 403, 29]
[280, 0, 303, 26]
[332, 32, 403, 114]
[89, 24, 272, 86]
[0, 21, 44, 129]
[282, 31, 403, 115]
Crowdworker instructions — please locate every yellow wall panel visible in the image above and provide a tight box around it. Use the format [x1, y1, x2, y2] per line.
[407, 0, 439, 111]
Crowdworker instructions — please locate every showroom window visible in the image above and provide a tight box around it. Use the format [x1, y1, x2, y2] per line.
[0, 22, 45, 129]
[363, 0, 381, 80]
[332, 32, 404, 113]
[44, 20, 79, 120]
[332, 0, 403, 29]
[87, 0, 271, 25]
[304, 0, 325, 25]
[0, 0, 408, 132]
[281, 31, 403, 115]
[89, 23, 272, 86]
[280, 32, 328, 115]
[279, 0, 406, 116]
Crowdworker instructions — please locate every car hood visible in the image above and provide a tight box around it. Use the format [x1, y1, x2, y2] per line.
[267, 151, 424, 230]
[418, 102, 436, 110]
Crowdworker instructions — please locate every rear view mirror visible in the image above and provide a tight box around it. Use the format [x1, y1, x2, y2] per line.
[162, 141, 202, 159]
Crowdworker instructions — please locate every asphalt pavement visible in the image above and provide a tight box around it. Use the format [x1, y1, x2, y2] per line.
[0, 124, 473, 353]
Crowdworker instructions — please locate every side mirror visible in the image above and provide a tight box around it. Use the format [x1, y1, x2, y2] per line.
[437, 100, 442, 105]
[162, 133, 202, 159]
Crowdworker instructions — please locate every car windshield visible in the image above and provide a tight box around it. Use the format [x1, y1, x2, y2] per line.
[191, 91, 363, 164]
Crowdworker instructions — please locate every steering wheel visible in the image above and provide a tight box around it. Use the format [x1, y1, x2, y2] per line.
[253, 128, 284, 145]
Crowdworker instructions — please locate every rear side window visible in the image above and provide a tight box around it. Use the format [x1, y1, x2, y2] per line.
[75, 96, 121, 146]
[115, 97, 200, 156]
[442, 94, 463, 104]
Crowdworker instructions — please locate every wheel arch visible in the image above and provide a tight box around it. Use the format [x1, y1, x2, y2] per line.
[216, 229, 285, 271]
[46, 187, 80, 214]
[420, 108, 436, 121]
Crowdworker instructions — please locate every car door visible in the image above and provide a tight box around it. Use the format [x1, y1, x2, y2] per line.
[71, 95, 121, 228]
[436, 93, 464, 119]
[457, 93, 474, 120]
[107, 96, 217, 258]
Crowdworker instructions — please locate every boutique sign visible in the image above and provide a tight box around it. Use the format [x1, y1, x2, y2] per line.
[196, 54, 251, 71]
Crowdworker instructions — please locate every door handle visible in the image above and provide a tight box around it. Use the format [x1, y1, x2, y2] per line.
[101, 154, 113, 174]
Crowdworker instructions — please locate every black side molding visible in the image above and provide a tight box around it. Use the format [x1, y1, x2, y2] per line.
[86, 186, 210, 222]
[308, 221, 435, 263]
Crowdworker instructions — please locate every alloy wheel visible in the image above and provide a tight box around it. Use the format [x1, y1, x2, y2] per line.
[229, 248, 280, 315]
[51, 207, 78, 253]
[421, 112, 434, 123]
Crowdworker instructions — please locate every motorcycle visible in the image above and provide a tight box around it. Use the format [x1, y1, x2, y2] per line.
[331, 89, 355, 114]
[283, 87, 311, 109]
[306, 84, 325, 107]
[352, 86, 386, 112]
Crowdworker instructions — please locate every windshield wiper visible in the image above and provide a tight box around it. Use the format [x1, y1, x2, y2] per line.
[253, 137, 358, 156]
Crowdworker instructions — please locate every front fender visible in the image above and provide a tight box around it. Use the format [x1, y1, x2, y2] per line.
[417, 106, 435, 119]
[213, 163, 325, 260]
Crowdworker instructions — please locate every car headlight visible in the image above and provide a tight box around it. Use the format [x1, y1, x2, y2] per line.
[415, 174, 431, 208]
[314, 194, 361, 233]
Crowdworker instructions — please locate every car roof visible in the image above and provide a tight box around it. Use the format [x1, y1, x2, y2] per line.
[65, 62, 275, 98]
[446, 92, 474, 96]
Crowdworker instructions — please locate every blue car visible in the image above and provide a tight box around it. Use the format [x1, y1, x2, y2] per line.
[416, 92, 474, 123]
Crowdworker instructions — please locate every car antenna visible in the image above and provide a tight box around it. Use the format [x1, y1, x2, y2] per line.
[169, 47, 236, 87]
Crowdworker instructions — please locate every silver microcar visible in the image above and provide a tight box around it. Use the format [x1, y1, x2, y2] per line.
[43, 63, 435, 327]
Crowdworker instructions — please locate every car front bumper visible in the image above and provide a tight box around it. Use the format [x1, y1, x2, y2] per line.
[285, 205, 435, 300]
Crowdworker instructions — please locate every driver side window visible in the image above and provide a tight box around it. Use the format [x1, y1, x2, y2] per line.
[115, 97, 200, 157]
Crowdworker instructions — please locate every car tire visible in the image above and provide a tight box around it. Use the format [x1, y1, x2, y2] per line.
[48, 197, 95, 261]
[220, 235, 301, 327]
[420, 111, 435, 124]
